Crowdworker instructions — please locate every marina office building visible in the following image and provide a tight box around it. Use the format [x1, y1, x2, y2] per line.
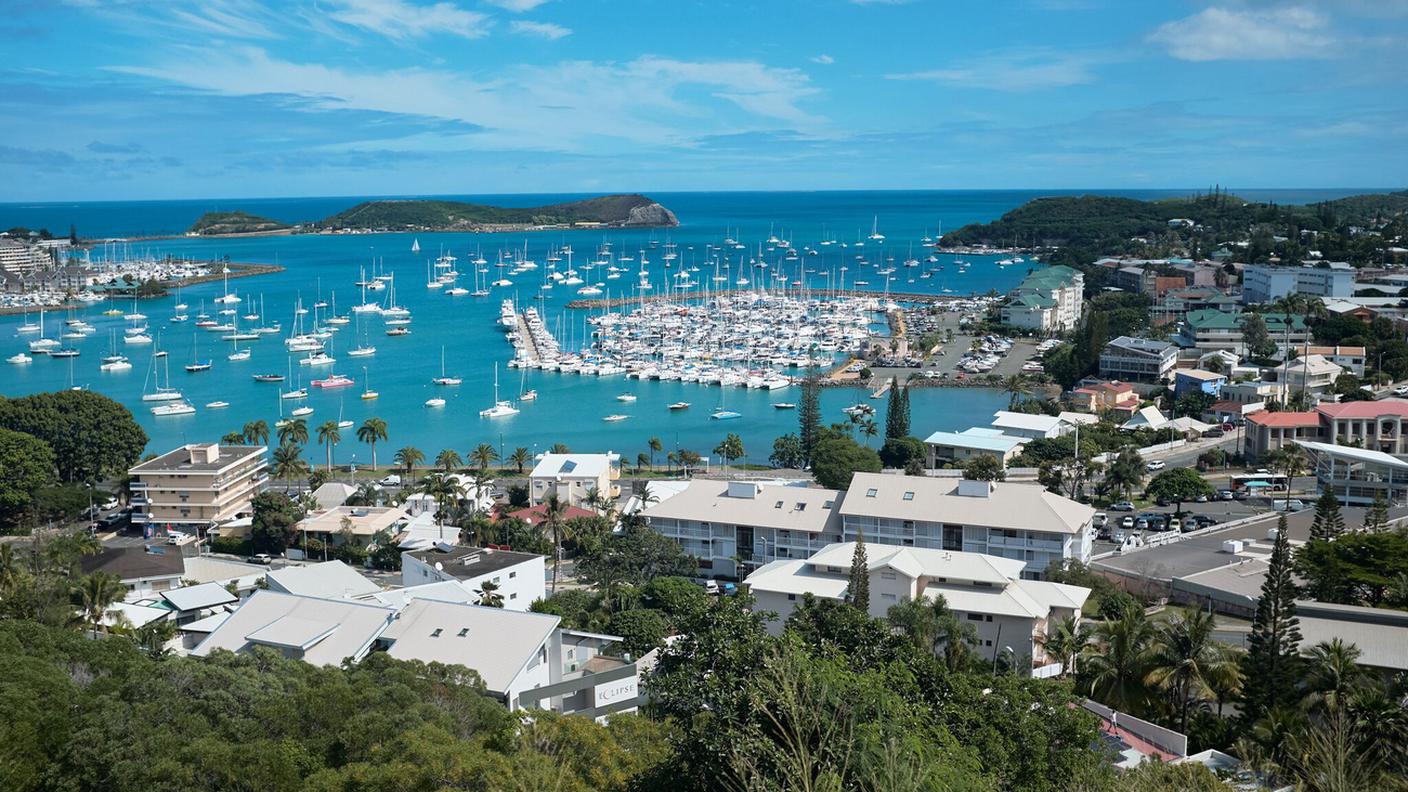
[641, 474, 1095, 581]
[128, 443, 268, 533]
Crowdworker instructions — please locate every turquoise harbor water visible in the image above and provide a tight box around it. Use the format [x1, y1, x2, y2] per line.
[0, 189, 1367, 465]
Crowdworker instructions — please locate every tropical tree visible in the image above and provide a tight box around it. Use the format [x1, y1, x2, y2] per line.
[271, 442, 310, 492]
[635, 452, 650, 473]
[394, 446, 424, 484]
[1299, 639, 1365, 714]
[961, 454, 1005, 482]
[469, 442, 499, 473]
[509, 446, 531, 474]
[647, 436, 663, 471]
[1308, 488, 1345, 541]
[1002, 373, 1031, 409]
[242, 419, 270, 446]
[221, 431, 245, 446]
[1103, 448, 1145, 500]
[1146, 468, 1215, 515]
[845, 529, 868, 611]
[1362, 490, 1388, 532]
[713, 433, 745, 472]
[418, 472, 458, 541]
[1036, 615, 1091, 678]
[475, 578, 504, 607]
[1144, 609, 1243, 734]
[549, 442, 570, 454]
[859, 419, 879, 446]
[1242, 514, 1303, 722]
[1083, 604, 1155, 715]
[316, 420, 341, 472]
[798, 366, 822, 465]
[356, 417, 388, 470]
[434, 448, 462, 472]
[72, 572, 125, 631]
[542, 494, 569, 593]
[277, 417, 309, 447]
[886, 593, 976, 671]
[1266, 445, 1307, 511]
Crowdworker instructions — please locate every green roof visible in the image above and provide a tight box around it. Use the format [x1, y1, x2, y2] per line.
[1186, 309, 1306, 332]
[1017, 265, 1081, 290]
[1010, 294, 1057, 309]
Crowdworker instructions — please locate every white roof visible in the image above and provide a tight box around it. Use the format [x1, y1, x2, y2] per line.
[1296, 440, 1408, 469]
[1170, 416, 1214, 433]
[160, 581, 238, 613]
[530, 453, 613, 480]
[841, 473, 1094, 535]
[744, 559, 850, 598]
[1275, 354, 1343, 377]
[310, 482, 357, 511]
[181, 555, 268, 588]
[929, 580, 1090, 620]
[380, 599, 561, 694]
[641, 479, 843, 534]
[924, 427, 1025, 453]
[1122, 405, 1169, 430]
[265, 560, 381, 599]
[179, 612, 231, 634]
[991, 410, 1065, 433]
[103, 601, 172, 629]
[359, 581, 477, 609]
[805, 542, 1024, 586]
[1058, 411, 1099, 426]
[193, 590, 395, 666]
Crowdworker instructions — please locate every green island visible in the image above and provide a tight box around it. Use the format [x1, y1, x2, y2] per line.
[187, 211, 292, 236]
[315, 193, 678, 232]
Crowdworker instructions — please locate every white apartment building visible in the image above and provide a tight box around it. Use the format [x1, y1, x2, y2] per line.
[0, 238, 52, 275]
[529, 453, 620, 507]
[128, 443, 268, 532]
[991, 410, 1072, 440]
[839, 474, 1095, 579]
[746, 542, 1090, 668]
[640, 480, 844, 579]
[1099, 336, 1178, 382]
[1001, 266, 1084, 332]
[401, 544, 546, 611]
[1242, 262, 1354, 305]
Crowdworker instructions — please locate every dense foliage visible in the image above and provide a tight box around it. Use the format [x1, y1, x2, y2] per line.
[0, 427, 58, 531]
[317, 194, 672, 231]
[188, 210, 291, 234]
[0, 391, 147, 484]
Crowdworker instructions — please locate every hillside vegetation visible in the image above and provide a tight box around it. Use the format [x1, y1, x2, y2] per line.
[188, 211, 291, 235]
[316, 193, 678, 231]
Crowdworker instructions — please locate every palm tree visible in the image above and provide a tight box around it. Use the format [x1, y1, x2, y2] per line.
[1082, 605, 1156, 716]
[1002, 373, 1031, 409]
[271, 442, 310, 492]
[221, 431, 246, 445]
[316, 420, 341, 472]
[394, 446, 425, 484]
[470, 442, 499, 473]
[242, 419, 270, 446]
[666, 450, 677, 475]
[73, 572, 125, 631]
[636, 452, 650, 473]
[475, 579, 504, 607]
[549, 442, 570, 454]
[1267, 445, 1308, 510]
[418, 472, 458, 541]
[1036, 615, 1091, 678]
[1299, 639, 1365, 713]
[277, 417, 309, 447]
[1103, 448, 1145, 500]
[1143, 610, 1243, 734]
[648, 436, 663, 470]
[509, 446, 531, 474]
[356, 417, 388, 471]
[860, 418, 879, 446]
[435, 448, 462, 473]
[542, 493, 569, 593]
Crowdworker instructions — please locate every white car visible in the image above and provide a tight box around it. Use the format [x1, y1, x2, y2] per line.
[379, 474, 402, 487]
[1395, 385, 1408, 396]
[1146, 460, 1167, 471]
[101, 498, 120, 511]
[166, 530, 189, 544]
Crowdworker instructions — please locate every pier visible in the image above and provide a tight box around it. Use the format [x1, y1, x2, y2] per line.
[565, 288, 973, 311]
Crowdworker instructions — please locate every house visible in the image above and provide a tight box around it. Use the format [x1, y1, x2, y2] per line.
[1220, 380, 1282, 406]
[158, 582, 239, 625]
[1070, 381, 1140, 418]
[1204, 400, 1264, 426]
[1297, 440, 1408, 506]
[400, 544, 546, 611]
[508, 502, 600, 528]
[1121, 405, 1170, 432]
[1098, 336, 1178, 382]
[1173, 369, 1226, 399]
[127, 443, 268, 534]
[308, 482, 356, 511]
[294, 505, 406, 549]
[1315, 399, 1408, 455]
[193, 590, 395, 666]
[1244, 411, 1323, 459]
[1271, 354, 1343, 397]
[745, 542, 1090, 670]
[641, 480, 844, 579]
[265, 560, 381, 599]
[1111, 266, 1153, 294]
[923, 427, 1025, 468]
[1303, 345, 1366, 377]
[990, 410, 1071, 440]
[1242, 262, 1354, 305]
[79, 546, 186, 595]
[1001, 266, 1084, 331]
[839, 473, 1096, 578]
[529, 453, 620, 507]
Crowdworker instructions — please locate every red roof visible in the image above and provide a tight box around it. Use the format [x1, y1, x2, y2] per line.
[1076, 381, 1134, 395]
[1247, 411, 1320, 428]
[508, 503, 599, 527]
[1317, 399, 1408, 419]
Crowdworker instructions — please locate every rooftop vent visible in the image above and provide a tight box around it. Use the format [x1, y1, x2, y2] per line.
[957, 479, 993, 498]
[727, 481, 760, 499]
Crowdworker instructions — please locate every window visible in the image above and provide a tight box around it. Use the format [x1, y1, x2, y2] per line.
[787, 594, 796, 601]
[866, 488, 878, 498]
[967, 614, 984, 622]
[902, 491, 914, 501]
[457, 628, 469, 637]
[566, 648, 575, 659]
[882, 592, 896, 601]
[823, 500, 834, 509]
[775, 500, 784, 509]
[796, 503, 806, 511]
[881, 571, 896, 580]
[493, 576, 501, 584]
[509, 571, 517, 579]
[510, 593, 518, 600]
[431, 628, 443, 637]
[985, 615, 993, 622]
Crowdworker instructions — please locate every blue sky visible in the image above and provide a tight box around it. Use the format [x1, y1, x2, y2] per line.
[2, 0, 1406, 200]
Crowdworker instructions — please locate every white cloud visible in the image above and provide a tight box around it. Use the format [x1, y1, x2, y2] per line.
[886, 51, 1097, 91]
[510, 20, 570, 39]
[811, 54, 835, 64]
[1148, 6, 1338, 61]
[485, 0, 550, 10]
[322, 0, 491, 40]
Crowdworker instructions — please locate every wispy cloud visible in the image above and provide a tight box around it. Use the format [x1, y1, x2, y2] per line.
[1148, 6, 1338, 61]
[484, 0, 550, 11]
[322, 0, 491, 40]
[810, 54, 835, 65]
[886, 50, 1099, 91]
[510, 20, 570, 39]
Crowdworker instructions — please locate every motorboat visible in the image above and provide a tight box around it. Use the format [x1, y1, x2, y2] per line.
[291, 406, 314, 417]
[668, 401, 690, 410]
[425, 397, 446, 408]
[602, 414, 629, 422]
[151, 402, 196, 416]
[206, 401, 230, 409]
[8, 352, 34, 364]
[773, 403, 797, 409]
[253, 373, 285, 382]
[229, 349, 251, 362]
[616, 393, 637, 402]
[312, 373, 354, 389]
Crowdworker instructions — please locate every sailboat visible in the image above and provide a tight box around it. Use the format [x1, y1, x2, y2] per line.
[141, 342, 183, 402]
[184, 331, 211, 372]
[710, 385, 741, 420]
[432, 347, 462, 385]
[336, 401, 354, 430]
[478, 363, 519, 418]
[360, 366, 379, 400]
[518, 366, 536, 402]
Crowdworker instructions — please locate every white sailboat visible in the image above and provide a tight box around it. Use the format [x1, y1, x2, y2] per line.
[360, 366, 379, 400]
[478, 363, 519, 418]
[141, 342, 183, 402]
[432, 346, 462, 385]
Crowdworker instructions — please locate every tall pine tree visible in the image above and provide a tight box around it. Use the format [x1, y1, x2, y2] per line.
[884, 378, 910, 440]
[1363, 490, 1388, 532]
[846, 529, 870, 612]
[1309, 488, 1345, 541]
[798, 366, 822, 466]
[1241, 514, 1302, 722]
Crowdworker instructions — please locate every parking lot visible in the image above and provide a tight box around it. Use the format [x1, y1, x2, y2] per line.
[1091, 496, 1271, 554]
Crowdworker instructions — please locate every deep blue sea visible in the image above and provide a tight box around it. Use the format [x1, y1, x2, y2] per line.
[0, 189, 1377, 466]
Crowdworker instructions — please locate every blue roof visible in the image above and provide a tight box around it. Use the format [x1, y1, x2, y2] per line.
[924, 427, 1025, 453]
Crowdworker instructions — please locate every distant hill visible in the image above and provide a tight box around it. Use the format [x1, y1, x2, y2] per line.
[939, 190, 1408, 250]
[188, 211, 291, 236]
[316, 194, 678, 232]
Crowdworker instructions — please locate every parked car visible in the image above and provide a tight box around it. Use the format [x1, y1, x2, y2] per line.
[1202, 428, 1224, 438]
[721, 582, 738, 596]
[1193, 514, 1217, 528]
[1111, 501, 1136, 512]
[1271, 499, 1307, 512]
[1135, 518, 1149, 531]
[1195, 494, 1209, 503]
[1217, 489, 1235, 501]
[1395, 384, 1408, 396]
[101, 497, 121, 511]
[1232, 489, 1250, 500]
[166, 530, 188, 545]
[379, 474, 402, 487]
[1146, 460, 1167, 471]
[1156, 497, 1171, 507]
[98, 512, 129, 530]
[1121, 516, 1135, 529]
[1093, 512, 1108, 527]
[704, 580, 720, 595]
[248, 553, 273, 565]
[1167, 517, 1182, 532]
[1111, 528, 1128, 544]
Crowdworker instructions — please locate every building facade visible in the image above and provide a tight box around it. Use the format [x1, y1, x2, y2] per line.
[401, 545, 546, 611]
[1001, 266, 1084, 332]
[529, 453, 620, 507]
[1242, 263, 1354, 305]
[128, 443, 268, 532]
[1098, 336, 1178, 382]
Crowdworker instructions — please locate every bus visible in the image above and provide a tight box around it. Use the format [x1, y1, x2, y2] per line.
[1230, 472, 1289, 492]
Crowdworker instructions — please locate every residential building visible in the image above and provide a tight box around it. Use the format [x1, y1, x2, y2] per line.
[193, 589, 396, 666]
[265, 560, 382, 599]
[0, 238, 51, 275]
[1316, 399, 1408, 454]
[529, 453, 620, 507]
[1242, 262, 1354, 305]
[745, 542, 1090, 668]
[990, 410, 1071, 440]
[1180, 310, 1309, 355]
[158, 582, 239, 626]
[839, 473, 1096, 578]
[1071, 381, 1140, 418]
[1298, 440, 1408, 506]
[1304, 345, 1367, 376]
[923, 427, 1025, 468]
[1244, 412, 1324, 459]
[1121, 405, 1170, 431]
[641, 480, 844, 579]
[401, 545, 546, 611]
[507, 502, 599, 528]
[79, 546, 186, 595]
[1111, 266, 1154, 294]
[127, 443, 268, 533]
[1220, 380, 1282, 406]
[1173, 369, 1226, 399]
[294, 505, 406, 548]
[1001, 265, 1083, 332]
[1098, 336, 1178, 382]
[1271, 354, 1344, 397]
